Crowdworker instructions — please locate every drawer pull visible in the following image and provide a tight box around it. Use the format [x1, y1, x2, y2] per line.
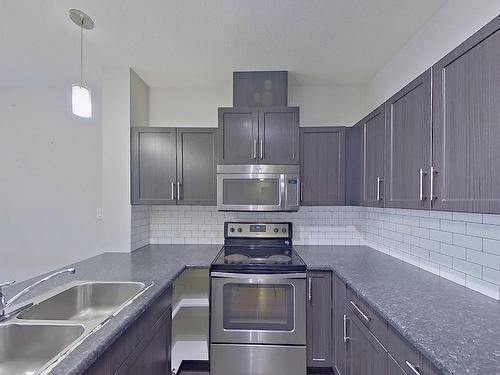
[405, 361, 421, 375]
[349, 300, 371, 323]
[343, 314, 350, 343]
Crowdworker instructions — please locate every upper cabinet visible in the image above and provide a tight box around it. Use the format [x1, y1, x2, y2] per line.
[218, 106, 300, 165]
[359, 105, 385, 207]
[233, 71, 288, 107]
[432, 15, 500, 214]
[385, 70, 432, 210]
[300, 127, 345, 205]
[131, 128, 177, 205]
[176, 128, 218, 205]
[131, 127, 218, 205]
[219, 71, 300, 165]
[218, 107, 258, 164]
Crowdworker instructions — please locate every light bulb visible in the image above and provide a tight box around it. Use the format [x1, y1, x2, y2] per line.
[72, 84, 92, 118]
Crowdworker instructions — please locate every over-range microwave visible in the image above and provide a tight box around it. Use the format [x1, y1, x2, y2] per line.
[217, 164, 300, 211]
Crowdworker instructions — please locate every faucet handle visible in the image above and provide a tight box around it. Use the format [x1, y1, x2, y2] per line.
[0, 281, 15, 289]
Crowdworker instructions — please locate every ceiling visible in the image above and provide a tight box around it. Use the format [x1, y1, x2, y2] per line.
[0, 0, 447, 88]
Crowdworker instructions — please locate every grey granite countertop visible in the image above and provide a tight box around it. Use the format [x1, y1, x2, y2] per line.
[295, 245, 500, 375]
[4, 244, 499, 375]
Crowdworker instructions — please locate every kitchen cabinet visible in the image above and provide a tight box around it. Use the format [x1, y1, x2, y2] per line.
[385, 69, 432, 209]
[432, 15, 500, 214]
[259, 107, 300, 164]
[306, 271, 333, 369]
[176, 128, 218, 205]
[218, 107, 258, 164]
[333, 275, 347, 375]
[345, 124, 362, 206]
[233, 71, 288, 107]
[388, 353, 408, 375]
[300, 127, 345, 205]
[131, 127, 218, 205]
[83, 287, 172, 375]
[131, 127, 177, 205]
[345, 306, 387, 375]
[218, 106, 299, 165]
[360, 104, 386, 207]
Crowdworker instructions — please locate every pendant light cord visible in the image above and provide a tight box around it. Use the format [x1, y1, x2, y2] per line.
[80, 18, 84, 87]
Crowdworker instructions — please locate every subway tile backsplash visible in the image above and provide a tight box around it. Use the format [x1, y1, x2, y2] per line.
[133, 205, 500, 300]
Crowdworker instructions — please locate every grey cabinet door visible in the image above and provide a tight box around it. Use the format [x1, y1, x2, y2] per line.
[333, 275, 347, 375]
[345, 124, 363, 206]
[346, 308, 387, 375]
[218, 107, 258, 164]
[385, 70, 432, 209]
[300, 127, 345, 205]
[360, 104, 386, 207]
[388, 353, 408, 375]
[131, 128, 177, 205]
[258, 107, 299, 164]
[306, 271, 333, 368]
[176, 128, 218, 205]
[432, 15, 500, 214]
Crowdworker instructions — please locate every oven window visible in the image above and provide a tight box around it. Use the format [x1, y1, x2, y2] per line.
[223, 179, 280, 206]
[223, 284, 294, 331]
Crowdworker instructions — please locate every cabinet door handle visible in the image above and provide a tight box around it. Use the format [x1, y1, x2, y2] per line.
[308, 277, 312, 301]
[343, 314, 350, 343]
[171, 181, 176, 200]
[253, 139, 257, 159]
[259, 138, 264, 159]
[405, 361, 421, 375]
[349, 300, 371, 323]
[419, 169, 428, 201]
[430, 165, 437, 202]
[177, 182, 182, 201]
[376, 177, 383, 201]
[300, 183, 304, 203]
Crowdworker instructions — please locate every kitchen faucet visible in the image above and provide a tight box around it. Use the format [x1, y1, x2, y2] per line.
[0, 268, 76, 322]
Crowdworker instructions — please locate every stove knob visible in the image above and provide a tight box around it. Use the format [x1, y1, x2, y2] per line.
[282, 228, 287, 233]
[230, 227, 235, 233]
[274, 228, 279, 233]
[237, 228, 242, 233]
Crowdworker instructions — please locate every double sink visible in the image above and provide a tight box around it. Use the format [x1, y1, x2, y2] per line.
[0, 281, 146, 375]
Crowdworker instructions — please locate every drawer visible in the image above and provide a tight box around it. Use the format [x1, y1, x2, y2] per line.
[346, 286, 388, 346]
[386, 324, 419, 373]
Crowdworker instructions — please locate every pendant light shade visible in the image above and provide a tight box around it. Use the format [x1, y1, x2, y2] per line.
[72, 84, 92, 118]
[69, 9, 94, 118]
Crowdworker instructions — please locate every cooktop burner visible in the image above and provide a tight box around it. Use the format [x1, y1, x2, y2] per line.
[223, 253, 292, 264]
[211, 222, 306, 273]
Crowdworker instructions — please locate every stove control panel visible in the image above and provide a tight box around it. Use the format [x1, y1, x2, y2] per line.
[225, 222, 292, 238]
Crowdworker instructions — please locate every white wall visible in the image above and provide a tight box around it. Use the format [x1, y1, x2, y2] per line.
[130, 69, 149, 127]
[0, 87, 102, 282]
[149, 85, 231, 127]
[288, 83, 365, 126]
[101, 67, 132, 252]
[149, 82, 366, 127]
[365, 0, 500, 113]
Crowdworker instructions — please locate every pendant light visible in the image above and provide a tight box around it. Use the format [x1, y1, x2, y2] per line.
[69, 9, 94, 118]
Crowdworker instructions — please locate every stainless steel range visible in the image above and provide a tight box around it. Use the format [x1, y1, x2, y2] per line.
[210, 222, 307, 375]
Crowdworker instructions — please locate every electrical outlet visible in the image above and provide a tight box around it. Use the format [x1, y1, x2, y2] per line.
[96, 208, 103, 219]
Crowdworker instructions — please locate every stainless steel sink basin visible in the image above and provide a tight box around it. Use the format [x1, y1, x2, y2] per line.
[18, 281, 145, 321]
[0, 323, 84, 375]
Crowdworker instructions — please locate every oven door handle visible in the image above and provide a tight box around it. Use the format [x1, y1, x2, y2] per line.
[210, 272, 307, 279]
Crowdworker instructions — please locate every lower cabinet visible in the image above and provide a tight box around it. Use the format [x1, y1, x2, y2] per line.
[306, 271, 333, 369]
[332, 274, 442, 375]
[346, 307, 387, 375]
[83, 287, 172, 375]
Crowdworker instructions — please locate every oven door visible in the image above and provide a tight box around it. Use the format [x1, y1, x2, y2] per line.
[210, 272, 306, 346]
[217, 173, 285, 211]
